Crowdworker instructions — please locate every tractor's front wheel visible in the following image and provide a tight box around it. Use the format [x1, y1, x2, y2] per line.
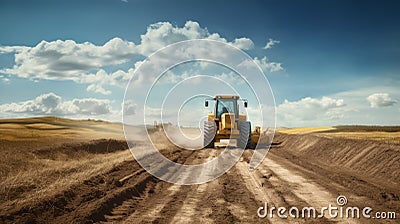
[203, 121, 216, 148]
[238, 121, 251, 149]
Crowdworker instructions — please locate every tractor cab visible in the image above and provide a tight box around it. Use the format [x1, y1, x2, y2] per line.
[205, 95, 246, 118]
[215, 97, 238, 118]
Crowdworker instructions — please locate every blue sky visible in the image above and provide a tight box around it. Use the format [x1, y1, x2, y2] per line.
[0, 0, 399, 127]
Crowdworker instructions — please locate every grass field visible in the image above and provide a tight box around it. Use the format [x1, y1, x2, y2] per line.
[0, 116, 124, 143]
[0, 117, 132, 213]
[2, 116, 399, 218]
[277, 126, 336, 134]
[1, 117, 400, 223]
[278, 125, 400, 144]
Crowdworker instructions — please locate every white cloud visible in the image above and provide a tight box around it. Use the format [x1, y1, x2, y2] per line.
[86, 83, 112, 95]
[0, 21, 259, 95]
[316, 86, 400, 126]
[0, 46, 30, 54]
[158, 70, 245, 86]
[138, 21, 207, 55]
[2, 78, 10, 84]
[231, 37, 254, 50]
[122, 100, 137, 115]
[136, 21, 253, 55]
[80, 69, 132, 95]
[0, 92, 113, 116]
[263, 38, 280, 50]
[0, 75, 10, 84]
[69, 98, 112, 115]
[215, 71, 246, 84]
[159, 70, 190, 84]
[143, 106, 163, 120]
[277, 96, 346, 127]
[0, 38, 136, 81]
[253, 56, 283, 72]
[367, 93, 397, 108]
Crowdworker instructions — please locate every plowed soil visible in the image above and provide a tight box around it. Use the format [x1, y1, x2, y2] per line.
[1, 131, 399, 223]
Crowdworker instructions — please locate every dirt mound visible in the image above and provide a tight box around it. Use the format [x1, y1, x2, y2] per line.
[0, 160, 143, 224]
[274, 133, 400, 183]
[2, 130, 399, 223]
[0, 142, 196, 224]
[33, 139, 129, 159]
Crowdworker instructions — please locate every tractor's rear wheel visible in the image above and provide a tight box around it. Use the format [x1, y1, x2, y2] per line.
[203, 121, 216, 148]
[238, 121, 251, 149]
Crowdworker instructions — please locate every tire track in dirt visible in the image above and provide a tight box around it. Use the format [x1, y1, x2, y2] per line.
[7, 131, 398, 223]
[264, 158, 336, 209]
[120, 148, 211, 223]
[238, 150, 344, 223]
[43, 158, 149, 224]
[42, 144, 194, 224]
[236, 159, 290, 224]
[245, 148, 363, 223]
[172, 149, 263, 224]
[218, 164, 266, 223]
[169, 149, 220, 224]
[123, 148, 264, 224]
[120, 182, 185, 224]
[101, 173, 157, 223]
[268, 150, 400, 223]
[149, 149, 223, 224]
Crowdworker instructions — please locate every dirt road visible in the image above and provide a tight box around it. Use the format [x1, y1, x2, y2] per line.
[1, 133, 399, 223]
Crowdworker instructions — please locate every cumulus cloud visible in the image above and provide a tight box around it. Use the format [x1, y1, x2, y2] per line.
[136, 21, 253, 55]
[367, 93, 397, 108]
[80, 69, 132, 95]
[0, 46, 30, 53]
[123, 100, 137, 115]
[1, 38, 136, 81]
[0, 21, 260, 95]
[231, 37, 254, 50]
[66, 98, 112, 115]
[277, 96, 346, 126]
[253, 56, 283, 72]
[263, 38, 280, 49]
[159, 70, 245, 86]
[0, 92, 113, 116]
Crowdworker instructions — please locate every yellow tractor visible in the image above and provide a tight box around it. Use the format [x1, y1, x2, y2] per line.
[203, 95, 269, 149]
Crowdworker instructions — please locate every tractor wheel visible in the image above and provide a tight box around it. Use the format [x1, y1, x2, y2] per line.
[238, 121, 251, 149]
[203, 121, 216, 148]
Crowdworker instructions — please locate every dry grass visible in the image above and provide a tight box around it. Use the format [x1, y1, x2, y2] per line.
[278, 126, 335, 134]
[318, 126, 400, 144]
[278, 125, 400, 144]
[318, 131, 400, 144]
[0, 150, 133, 212]
[0, 116, 124, 142]
[0, 116, 133, 213]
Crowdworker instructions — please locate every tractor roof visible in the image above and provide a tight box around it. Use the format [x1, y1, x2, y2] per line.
[214, 95, 240, 99]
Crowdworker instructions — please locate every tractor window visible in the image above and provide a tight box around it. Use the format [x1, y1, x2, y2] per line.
[216, 99, 236, 118]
